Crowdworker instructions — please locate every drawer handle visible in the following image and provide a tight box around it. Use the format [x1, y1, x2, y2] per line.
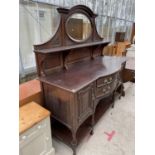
[109, 77, 112, 81]
[104, 79, 108, 83]
[108, 86, 111, 90]
[102, 88, 106, 92]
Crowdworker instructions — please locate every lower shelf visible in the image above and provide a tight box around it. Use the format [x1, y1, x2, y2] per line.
[51, 96, 113, 147]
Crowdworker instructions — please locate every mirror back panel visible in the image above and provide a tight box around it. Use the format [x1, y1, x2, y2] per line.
[34, 5, 109, 76]
[34, 5, 103, 50]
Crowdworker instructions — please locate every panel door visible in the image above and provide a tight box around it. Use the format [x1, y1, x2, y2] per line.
[77, 84, 94, 124]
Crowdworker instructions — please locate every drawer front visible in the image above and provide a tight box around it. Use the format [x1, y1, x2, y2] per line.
[95, 73, 119, 98]
[97, 75, 114, 87]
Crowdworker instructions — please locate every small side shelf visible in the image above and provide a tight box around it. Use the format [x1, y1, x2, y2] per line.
[34, 40, 109, 72]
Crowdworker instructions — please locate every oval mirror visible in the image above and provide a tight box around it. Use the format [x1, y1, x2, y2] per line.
[66, 13, 92, 42]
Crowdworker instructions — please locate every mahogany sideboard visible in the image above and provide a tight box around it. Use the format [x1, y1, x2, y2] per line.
[34, 5, 127, 155]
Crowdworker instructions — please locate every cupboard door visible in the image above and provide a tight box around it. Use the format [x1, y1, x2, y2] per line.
[77, 84, 93, 124]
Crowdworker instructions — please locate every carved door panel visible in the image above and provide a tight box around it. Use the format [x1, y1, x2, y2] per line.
[77, 84, 93, 124]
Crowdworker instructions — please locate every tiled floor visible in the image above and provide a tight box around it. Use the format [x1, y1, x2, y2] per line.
[52, 82, 135, 155]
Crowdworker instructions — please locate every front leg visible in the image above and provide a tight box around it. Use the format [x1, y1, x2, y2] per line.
[71, 130, 77, 155]
[90, 114, 94, 135]
[121, 84, 125, 97]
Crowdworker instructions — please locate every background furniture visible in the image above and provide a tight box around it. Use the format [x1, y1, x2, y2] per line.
[103, 41, 131, 56]
[115, 32, 126, 42]
[114, 41, 131, 56]
[19, 79, 43, 107]
[122, 45, 135, 82]
[130, 22, 135, 43]
[34, 5, 127, 155]
[102, 44, 115, 56]
[19, 102, 55, 155]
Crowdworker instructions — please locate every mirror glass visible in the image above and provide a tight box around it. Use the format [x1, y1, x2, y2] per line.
[66, 13, 92, 42]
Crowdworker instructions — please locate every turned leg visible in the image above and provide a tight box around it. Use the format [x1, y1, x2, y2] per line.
[90, 114, 94, 135]
[119, 95, 121, 99]
[122, 90, 125, 97]
[121, 84, 125, 97]
[71, 131, 77, 155]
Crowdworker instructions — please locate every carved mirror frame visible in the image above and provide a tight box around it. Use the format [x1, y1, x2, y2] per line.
[34, 5, 104, 50]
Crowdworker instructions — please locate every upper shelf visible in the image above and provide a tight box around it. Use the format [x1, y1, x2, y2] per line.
[34, 40, 110, 54]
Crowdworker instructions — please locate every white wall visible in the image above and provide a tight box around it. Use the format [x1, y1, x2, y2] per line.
[19, 2, 60, 73]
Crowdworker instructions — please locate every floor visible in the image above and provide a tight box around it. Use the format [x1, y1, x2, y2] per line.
[52, 82, 135, 155]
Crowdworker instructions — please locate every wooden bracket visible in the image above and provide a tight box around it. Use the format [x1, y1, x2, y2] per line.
[62, 51, 70, 70]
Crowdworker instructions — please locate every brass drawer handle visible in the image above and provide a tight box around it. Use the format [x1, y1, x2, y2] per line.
[102, 88, 106, 92]
[109, 77, 113, 81]
[104, 79, 108, 83]
[107, 86, 111, 90]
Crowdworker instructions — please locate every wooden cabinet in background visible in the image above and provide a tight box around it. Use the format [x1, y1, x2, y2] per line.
[19, 79, 43, 107]
[103, 41, 131, 56]
[115, 32, 126, 42]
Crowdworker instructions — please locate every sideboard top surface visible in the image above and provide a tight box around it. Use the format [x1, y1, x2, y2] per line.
[39, 56, 128, 92]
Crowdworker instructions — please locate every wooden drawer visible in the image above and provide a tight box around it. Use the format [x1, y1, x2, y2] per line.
[95, 83, 112, 98]
[96, 73, 118, 87]
[95, 73, 119, 98]
[97, 75, 113, 87]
